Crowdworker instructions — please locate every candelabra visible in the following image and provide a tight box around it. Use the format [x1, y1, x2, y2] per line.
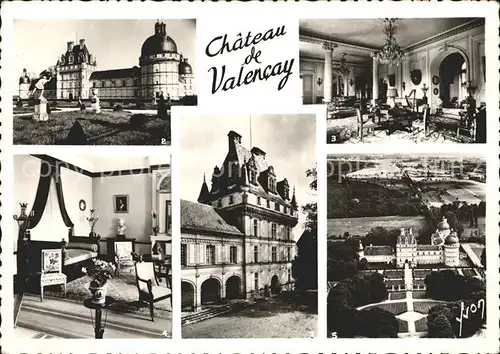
[13, 203, 33, 240]
[87, 209, 99, 238]
[152, 210, 159, 235]
[421, 83, 429, 97]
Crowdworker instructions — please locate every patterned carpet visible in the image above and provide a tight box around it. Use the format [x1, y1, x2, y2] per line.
[44, 267, 171, 316]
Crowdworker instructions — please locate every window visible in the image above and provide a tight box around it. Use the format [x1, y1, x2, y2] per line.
[181, 244, 187, 266]
[271, 223, 277, 239]
[271, 246, 277, 262]
[253, 219, 258, 237]
[92, 82, 96, 88]
[217, 199, 222, 208]
[287, 269, 291, 282]
[253, 245, 258, 263]
[286, 227, 291, 240]
[229, 195, 234, 204]
[284, 186, 289, 200]
[254, 272, 259, 290]
[230, 162, 239, 180]
[122, 80, 126, 87]
[206, 245, 216, 265]
[229, 246, 237, 263]
[68, 55, 74, 64]
[266, 200, 270, 208]
[274, 203, 280, 212]
[287, 247, 291, 261]
[257, 197, 261, 205]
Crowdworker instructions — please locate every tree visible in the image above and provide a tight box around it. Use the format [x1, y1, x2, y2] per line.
[428, 313, 455, 338]
[293, 165, 317, 290]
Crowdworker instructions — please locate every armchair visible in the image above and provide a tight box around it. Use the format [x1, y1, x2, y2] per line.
[134, 261, 171, 321]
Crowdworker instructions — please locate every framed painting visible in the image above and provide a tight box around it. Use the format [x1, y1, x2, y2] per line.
[113, 194, 129, 213]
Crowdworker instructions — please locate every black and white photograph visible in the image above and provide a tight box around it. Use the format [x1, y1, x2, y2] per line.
[13, 154, 172, 338]
[299, 18, 486, 144]
[327, 154, 486, 338]
[13, 19, 197, 145]
[179, 113, 318, 338]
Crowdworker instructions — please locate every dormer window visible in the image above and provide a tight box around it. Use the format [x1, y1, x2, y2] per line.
[217, 199, 222, 208]
[284, 185, 290, 200]
[268, 177, 276, 193]
[68, 55, 74, 64]
[229, 195, 234, 204]
[266, 200, 270, 208]
[250, 170, 257, 184]
[229, 162, 239, 182]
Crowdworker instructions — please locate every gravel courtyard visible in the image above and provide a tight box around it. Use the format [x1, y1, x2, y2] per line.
[182, 295, 318, 338]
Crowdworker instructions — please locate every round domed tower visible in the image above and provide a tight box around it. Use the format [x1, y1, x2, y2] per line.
[18, 68, 31, 99]
[179, 57, 195, 97]
[139, 21, 182, 100]
[444, 231, 460, 267]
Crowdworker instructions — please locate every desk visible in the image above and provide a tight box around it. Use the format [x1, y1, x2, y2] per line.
[83, 296, 114, 338]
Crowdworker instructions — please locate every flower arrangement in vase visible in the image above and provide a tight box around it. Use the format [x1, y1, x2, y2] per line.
[82, 259, 116, 304]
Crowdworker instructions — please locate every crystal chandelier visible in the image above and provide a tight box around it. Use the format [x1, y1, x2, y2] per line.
[336, 53, 350, 76]
[371, 18, 405, 66]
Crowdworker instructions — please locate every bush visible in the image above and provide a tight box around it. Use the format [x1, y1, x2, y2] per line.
[130, 114, 148, 127]
[135, 102, 146, 109]
[80, 104, 86, 111]
[113, 104, 123, 111]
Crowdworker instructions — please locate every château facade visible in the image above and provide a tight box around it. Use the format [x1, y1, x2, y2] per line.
[181, 131, 298, 311]
[18, 21, 195, 101]
[360, 217, 460, 268]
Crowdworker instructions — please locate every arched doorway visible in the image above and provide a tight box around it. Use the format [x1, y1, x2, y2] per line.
[201, 278, 221, 305]
[181, 281, 195, 311]
[270, 275, 281, 295]
[225, 276, 241, 300]
[68, 93, 73, 101]
[439, 53, 466, 107]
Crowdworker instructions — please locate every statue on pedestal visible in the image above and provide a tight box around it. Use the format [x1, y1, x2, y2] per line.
[117, 218, 127, 239]
[90, 88, 101, 114]
[32, 75, 52, 121]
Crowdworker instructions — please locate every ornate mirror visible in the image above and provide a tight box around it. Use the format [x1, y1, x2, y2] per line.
[410, 69, 422, 85]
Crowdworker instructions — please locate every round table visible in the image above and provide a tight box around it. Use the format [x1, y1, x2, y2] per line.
[83, 296, 115, 339]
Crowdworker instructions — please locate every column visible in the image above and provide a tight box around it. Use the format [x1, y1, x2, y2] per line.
[336, 75, 341, 96]
[322, 43, 335, 103]
[343, 75, 349, 97]
[372, 57, 379, 105]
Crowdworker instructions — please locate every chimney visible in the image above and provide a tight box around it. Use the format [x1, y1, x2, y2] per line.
[162, 23, 167, 35]
[154, 20, 161, 35]
[251, 147, 266, 159]
[228, 131, 242, 152]
[400, 228, 405, 236]
[67, 41, 74, 52]
[79, 39, 85, 47]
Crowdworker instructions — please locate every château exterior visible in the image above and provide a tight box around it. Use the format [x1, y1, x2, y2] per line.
[360, 217, 460, 268]
[18, 21, 195, 101]
[181, 131, 298, 311]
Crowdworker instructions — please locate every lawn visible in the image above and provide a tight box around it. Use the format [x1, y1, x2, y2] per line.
[13, 110, 170, 145]
[396, 318, 409, 333]
[361, 301, 407, 315]
[413, 301, 442, 315]
[327, 215, 428, 237]
[414, 317, 428, 332]
[389, 292, 407, 300]
[182, 296, 317, 338]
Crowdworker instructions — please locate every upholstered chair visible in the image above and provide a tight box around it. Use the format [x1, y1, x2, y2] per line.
[134, 261, 171, 321]
[40, 249, 67, 302]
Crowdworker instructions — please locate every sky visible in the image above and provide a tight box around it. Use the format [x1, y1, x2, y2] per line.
[180, 114, 317, 240]
[13, 19, 196, 78]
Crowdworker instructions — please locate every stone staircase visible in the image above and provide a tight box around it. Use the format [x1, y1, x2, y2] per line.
[181, 299, 255, 326]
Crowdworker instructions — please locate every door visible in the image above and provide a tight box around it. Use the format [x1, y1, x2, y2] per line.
[302, 74, 313, 104]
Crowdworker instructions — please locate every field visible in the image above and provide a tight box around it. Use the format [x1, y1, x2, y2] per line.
[327, 215, 428, 237]
[13, 110, 170, 145]
[419, 180, 486, 206]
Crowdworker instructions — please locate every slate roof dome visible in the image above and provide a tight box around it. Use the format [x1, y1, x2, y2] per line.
[179, 59, 193, 75]
[444, 233, 459, 245]
[141, 21, 178, 57]
[437, 217, 451, 231]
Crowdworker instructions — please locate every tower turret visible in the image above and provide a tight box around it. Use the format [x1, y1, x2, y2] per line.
[197, 174, 210, 204]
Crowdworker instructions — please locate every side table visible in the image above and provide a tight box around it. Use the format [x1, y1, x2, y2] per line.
[83, 296, 115, 338]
